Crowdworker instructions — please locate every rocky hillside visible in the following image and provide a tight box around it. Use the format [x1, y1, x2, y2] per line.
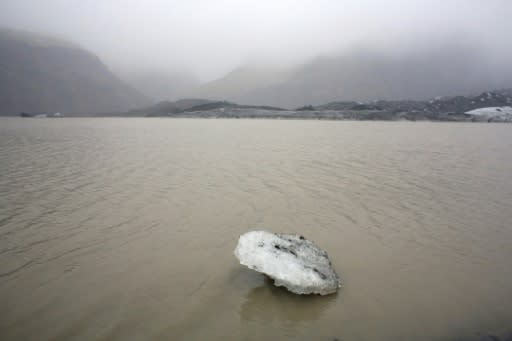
[424, 89, 512, 114]
[121, 98, 213, 117]
[112, 88, 512, 122]
[0, 28, 148, 115]
[110, 98, 285, 117]
[320, 89, 512, 113]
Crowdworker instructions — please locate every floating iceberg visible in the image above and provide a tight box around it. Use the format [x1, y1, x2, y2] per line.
[234, 231, 341, 295]
[466, 106, 512, 116]
[466, 106, 512, 122]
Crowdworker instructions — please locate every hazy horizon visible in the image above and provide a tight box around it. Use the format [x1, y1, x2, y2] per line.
[1, 0, 511, 83]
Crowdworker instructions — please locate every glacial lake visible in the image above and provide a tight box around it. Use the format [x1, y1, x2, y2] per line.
[1, 117, 511, 341]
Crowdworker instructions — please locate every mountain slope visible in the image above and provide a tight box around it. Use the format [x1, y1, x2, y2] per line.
[191, 45, 512, 109]
[0, 28, 149, 115]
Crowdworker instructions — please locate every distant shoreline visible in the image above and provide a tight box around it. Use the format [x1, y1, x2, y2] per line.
[5, 89, 512, 122]
[8, 114, 512, 123]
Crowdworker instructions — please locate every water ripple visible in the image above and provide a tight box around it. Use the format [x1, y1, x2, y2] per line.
[0, 118, 511, 341]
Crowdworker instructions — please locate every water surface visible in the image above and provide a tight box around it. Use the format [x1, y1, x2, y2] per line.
[1, 118, 511, 340]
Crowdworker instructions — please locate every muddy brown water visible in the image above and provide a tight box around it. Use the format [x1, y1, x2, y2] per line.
[1, 118, 511, 341]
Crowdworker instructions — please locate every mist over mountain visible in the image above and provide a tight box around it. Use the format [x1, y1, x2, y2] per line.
[187, 65, 293, 102]
[119, 69, 200, 102]
[187, 44, 512, 108]
[0, 28, 148, 115]
[1, 1, 511, 113]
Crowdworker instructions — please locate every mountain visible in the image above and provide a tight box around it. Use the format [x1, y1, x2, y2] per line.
[188, 45, 512, 109]
[0, 28, 149, 115]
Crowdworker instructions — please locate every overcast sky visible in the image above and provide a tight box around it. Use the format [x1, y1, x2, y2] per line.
[1, 0, 511, 81]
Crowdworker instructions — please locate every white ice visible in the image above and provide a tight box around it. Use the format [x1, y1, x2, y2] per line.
[234, 230, 341, 295]
[466, 106, 512, 117]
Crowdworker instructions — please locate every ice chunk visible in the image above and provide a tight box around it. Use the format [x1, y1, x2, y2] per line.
[466, 106, 512, 117]
[234, 231, 341, 295]
[465, 106, 512, 122]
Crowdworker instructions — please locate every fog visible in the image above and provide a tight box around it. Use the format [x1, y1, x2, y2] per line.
[1, 0, 511, 82]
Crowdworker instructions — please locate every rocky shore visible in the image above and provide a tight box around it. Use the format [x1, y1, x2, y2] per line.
[102, 89, 512, 122]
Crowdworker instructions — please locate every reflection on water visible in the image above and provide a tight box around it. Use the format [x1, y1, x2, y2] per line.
[240, 275, 334, 323]
[1, 118, 512, 341]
